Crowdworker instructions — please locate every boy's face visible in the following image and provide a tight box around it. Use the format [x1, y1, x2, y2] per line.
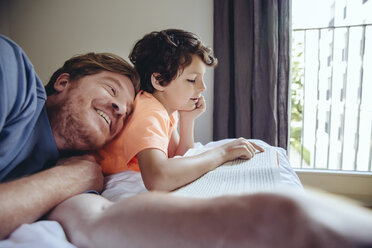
[48, 71, 135, 150]
[161, 55, 206, 114]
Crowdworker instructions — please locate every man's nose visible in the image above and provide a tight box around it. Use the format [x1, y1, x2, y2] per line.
[112, 101, 126, 118]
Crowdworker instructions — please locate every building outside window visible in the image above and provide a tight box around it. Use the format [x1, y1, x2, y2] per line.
[290, 0, 372, 172]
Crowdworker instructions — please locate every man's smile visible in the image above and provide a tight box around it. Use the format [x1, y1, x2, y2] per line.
[96, 109, 112, 127]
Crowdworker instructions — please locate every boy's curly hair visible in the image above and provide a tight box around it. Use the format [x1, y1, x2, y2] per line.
[45, 52, 139, 95]
[129, 29, 217, 93]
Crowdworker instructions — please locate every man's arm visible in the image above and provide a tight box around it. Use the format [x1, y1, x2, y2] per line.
[49, 190, 371, 248]
[0, 155, 103, 239]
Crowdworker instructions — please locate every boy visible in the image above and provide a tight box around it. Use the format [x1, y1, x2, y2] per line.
[97, 29, 263, 193]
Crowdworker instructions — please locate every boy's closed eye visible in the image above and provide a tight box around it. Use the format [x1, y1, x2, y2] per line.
[187, 79, 196, 83]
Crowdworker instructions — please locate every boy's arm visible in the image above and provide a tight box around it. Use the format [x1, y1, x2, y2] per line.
[138, 138, 263, 192]
[168, 129, 180, 158]
[171, 96, 206, 157]
[170, 118, 194, 157]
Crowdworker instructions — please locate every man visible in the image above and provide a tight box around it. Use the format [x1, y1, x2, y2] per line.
[0, 34, 137, 238]
[1, 35, 371, 247]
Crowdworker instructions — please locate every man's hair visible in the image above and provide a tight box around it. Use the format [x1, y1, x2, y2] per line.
[45, 52, 139, 95]
[129, 29, 217, 93]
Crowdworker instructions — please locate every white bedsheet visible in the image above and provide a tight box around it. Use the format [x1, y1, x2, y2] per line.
[0, 221, 76, 248]
[0, 139, 302, 248]
[102, 139, 303, 201]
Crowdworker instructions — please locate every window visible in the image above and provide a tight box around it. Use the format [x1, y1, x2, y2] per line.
[360, 38, 365, 56]
[342, 48, 345, 61]
[327, 43, 333, 66]
[327, 55, 332, 66]
[329, 18, 335, 27]
[291, 0, 372, 172]
[326, 77, 331, 100]
[343, 6, 347, 19]
[338, 114, 344, 140]
[342, 32, 348, 61]
[338, 127, 341, 140]
[329, 3, 335, 27]
[341, 73, 347, 102]
[325, 111, 330, 133]
[326, 89, 330, 100]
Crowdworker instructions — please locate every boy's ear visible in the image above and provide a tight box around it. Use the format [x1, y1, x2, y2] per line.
[151, 73, 165, 91]
[53, 73, 71, 93]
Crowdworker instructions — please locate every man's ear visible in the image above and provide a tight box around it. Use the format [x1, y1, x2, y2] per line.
[53, 73, 71, 93]
[151, 73, 165, 91]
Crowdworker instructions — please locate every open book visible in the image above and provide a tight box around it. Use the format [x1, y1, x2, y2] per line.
[172, 146, 281, 198]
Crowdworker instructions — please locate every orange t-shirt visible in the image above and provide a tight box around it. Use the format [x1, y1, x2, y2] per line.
[97, 91, 178, 175]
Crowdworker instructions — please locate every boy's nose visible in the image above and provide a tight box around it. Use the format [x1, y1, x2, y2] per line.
[198, 80, 206, 92]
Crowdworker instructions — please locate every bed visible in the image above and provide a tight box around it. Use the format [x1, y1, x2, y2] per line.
[0, 139, 303, 248]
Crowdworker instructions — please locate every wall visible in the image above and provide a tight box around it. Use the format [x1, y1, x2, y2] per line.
[296, 170, 372, 206]
[0, 0, 214, 144]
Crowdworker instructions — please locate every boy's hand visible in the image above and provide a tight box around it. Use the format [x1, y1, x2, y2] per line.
[219, 138, 265, 162]
[179, 95, 206, 121]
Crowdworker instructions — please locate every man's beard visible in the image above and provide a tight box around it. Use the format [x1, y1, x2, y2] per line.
[51, 99, 105, 151]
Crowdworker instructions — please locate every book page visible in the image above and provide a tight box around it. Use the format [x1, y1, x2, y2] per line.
[172, 147, 281, 198]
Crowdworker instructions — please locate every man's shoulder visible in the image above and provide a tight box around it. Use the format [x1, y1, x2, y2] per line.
[0, 35, 26, 61]
[0, 35, 46, 105]
[0, 35, 51, 182]
[0, 35, 16, 49]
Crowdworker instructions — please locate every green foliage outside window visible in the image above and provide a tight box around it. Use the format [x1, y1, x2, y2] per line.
[290, 41, 310, 165]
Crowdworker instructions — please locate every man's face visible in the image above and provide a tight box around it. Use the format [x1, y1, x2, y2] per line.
[49, 71, 135, 151]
